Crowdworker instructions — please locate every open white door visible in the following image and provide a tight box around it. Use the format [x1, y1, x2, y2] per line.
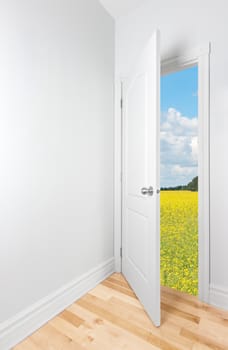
[122, 31, 160, 327]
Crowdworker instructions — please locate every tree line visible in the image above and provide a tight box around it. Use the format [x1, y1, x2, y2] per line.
[161, 176, 198, 192]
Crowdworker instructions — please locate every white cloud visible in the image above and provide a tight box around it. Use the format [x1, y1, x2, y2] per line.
[160, 108, 198, 187]
[172, 165, 197, 176]
[161, 108, 198, 136]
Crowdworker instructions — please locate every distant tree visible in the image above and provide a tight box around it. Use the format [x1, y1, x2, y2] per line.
[186, 176, 198, 191]
[161, 176, 198, 192]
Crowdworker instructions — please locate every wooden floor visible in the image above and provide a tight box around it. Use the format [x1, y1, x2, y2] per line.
[14, 273, 228, 350]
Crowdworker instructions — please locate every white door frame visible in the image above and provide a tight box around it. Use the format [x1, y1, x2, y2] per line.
[114, 43, 211, 304]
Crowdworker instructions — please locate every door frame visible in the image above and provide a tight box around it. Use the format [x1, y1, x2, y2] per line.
[114, 43, 211, 304]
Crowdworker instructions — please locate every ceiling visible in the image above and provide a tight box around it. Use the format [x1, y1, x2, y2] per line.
[99, 0, 145, 19]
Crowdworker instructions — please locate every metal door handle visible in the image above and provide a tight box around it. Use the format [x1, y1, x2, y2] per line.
[141, 186, 154, 196]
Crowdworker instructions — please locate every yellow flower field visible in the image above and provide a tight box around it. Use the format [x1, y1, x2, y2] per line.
[160, 191, 198, 295]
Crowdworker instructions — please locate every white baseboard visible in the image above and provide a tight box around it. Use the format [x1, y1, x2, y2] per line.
[209, 284, 228, 311]
[0, 258, 115, 350]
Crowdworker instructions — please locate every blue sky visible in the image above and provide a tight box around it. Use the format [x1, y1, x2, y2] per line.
[160, 66, 198, 187]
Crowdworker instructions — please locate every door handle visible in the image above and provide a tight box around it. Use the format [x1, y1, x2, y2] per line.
[141, 186, 154, 196]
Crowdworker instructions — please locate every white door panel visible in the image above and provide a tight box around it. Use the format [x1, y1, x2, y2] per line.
[122, 30, 160, 327]
[127, 73, 148, 195]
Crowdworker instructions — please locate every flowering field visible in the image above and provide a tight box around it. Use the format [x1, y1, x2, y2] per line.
[160, 191, 198, 295]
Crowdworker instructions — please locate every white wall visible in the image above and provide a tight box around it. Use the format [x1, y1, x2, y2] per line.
[0, 0, 114, 324]
[116, 0, 228, 307]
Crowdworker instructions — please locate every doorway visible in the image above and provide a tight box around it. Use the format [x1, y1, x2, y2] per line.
[160, 66, 199, 296]
[114, 43, 210, 325]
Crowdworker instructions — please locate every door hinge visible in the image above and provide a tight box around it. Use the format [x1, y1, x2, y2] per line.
[120, 247, 123, 258]
[120, 98, 123, 109]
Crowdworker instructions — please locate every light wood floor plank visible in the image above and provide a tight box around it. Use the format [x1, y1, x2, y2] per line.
[66, 304, 160, 350]
[13, 338, 43, 350]
[49, 316, 91, 347]
[14, 273, 228, 350]
[70, 303, 191, 350]
[106, 275, 131, 288]
[180, 327, 225, 350]
[90, 283, 144, 308]
[29, 323, 84, 350]
[101, 279, 136, 298]
[59, 310, 84, 328]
